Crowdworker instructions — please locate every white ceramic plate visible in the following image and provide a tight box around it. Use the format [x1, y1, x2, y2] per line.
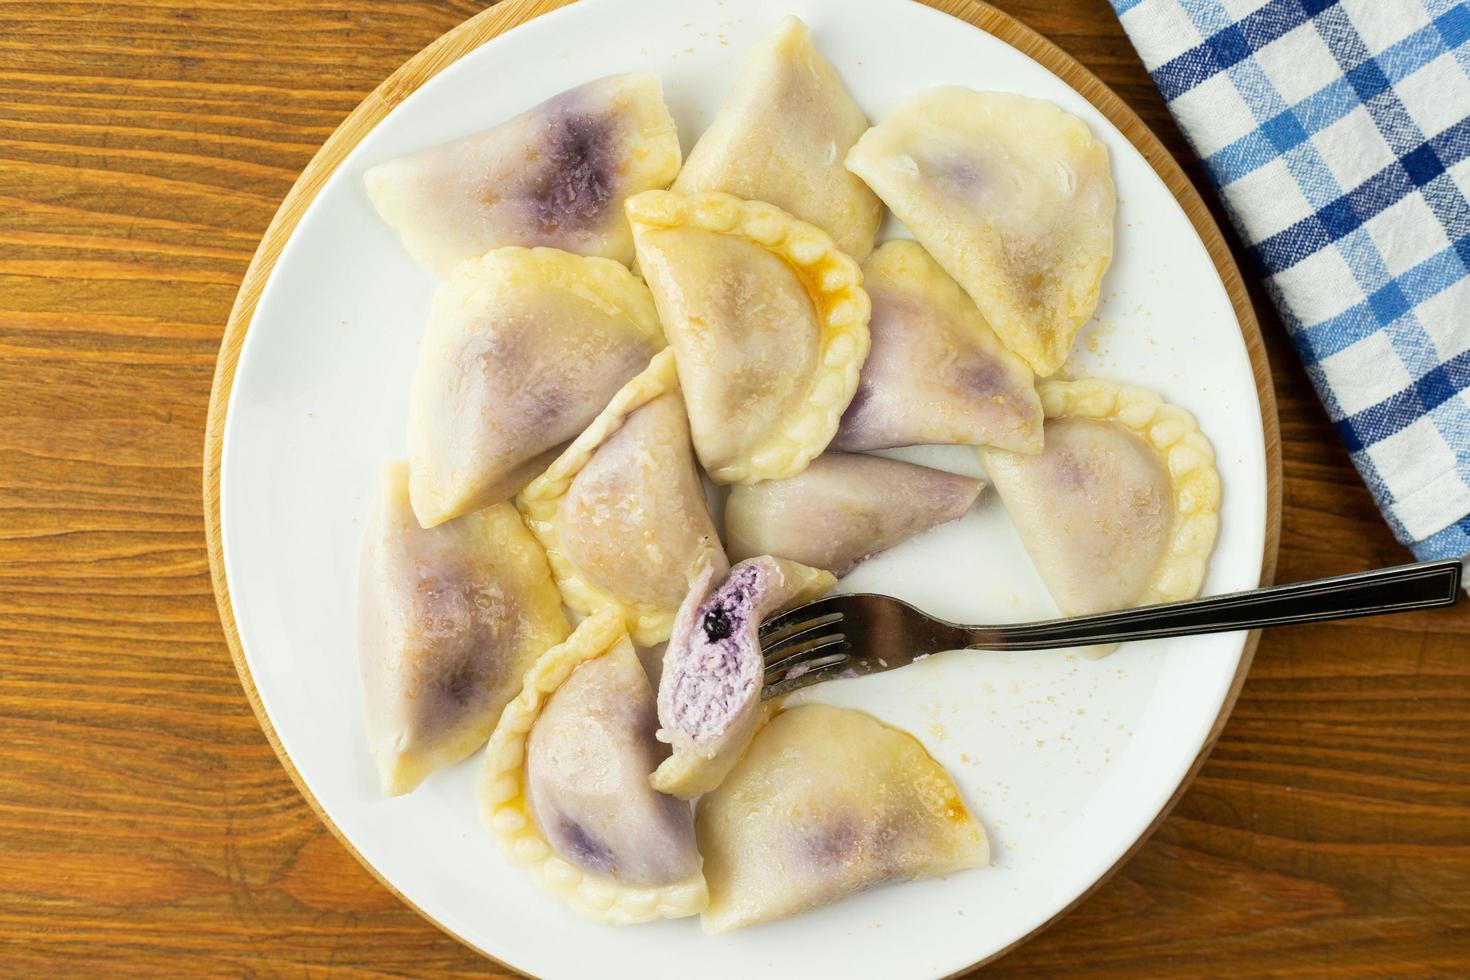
[219, 0, 1270, 975]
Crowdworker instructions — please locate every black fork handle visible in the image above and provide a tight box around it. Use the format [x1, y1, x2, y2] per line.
[964, 558, 1463, 651]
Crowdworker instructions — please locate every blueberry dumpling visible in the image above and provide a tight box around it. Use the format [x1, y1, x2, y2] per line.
[673, 17, 881, 260]
[517, 349, 727, 646]
[698, 704, 989, 934]
[407, 246, 665, 527]
[358, 461, 569, 795]
[846, 89, 1115, 376]
[983, 378, 1221, 653]
[834, 240, 1043, 453]
[652, 555, 835, 800]
[480, 610, 707, 924]
[365, 73, 681, 275]
[627, 190, 870, 484]
[724, 452, 983, 576]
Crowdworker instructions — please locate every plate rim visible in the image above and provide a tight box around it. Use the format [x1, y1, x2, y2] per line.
[201, 0, 1284, 973]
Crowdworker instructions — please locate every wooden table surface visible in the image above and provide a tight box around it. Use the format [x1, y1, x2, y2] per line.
[2, 0, 1468, 975]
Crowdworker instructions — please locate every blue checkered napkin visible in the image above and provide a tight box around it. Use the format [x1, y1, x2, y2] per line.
[1111, 0, 1470, 560]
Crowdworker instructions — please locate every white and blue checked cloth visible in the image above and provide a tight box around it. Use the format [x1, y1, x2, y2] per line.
[1112, 0, 1470, 560]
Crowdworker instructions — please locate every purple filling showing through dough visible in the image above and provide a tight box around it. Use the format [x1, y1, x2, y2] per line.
[837, 378, 874, 436]
[956, 360, 1006, 398]
[933, 158, 984, 195]
[527, 102, 617, 235]
[802, 813, 902, 878]
[669, 564, 763, 737]
[405, 570, 511, 743]
[552, 814, 617, 875]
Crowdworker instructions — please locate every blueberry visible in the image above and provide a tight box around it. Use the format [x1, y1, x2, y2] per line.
[702, 605, 735, 642]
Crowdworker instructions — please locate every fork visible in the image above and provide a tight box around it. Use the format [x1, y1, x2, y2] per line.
[757, 558, 1463, 700]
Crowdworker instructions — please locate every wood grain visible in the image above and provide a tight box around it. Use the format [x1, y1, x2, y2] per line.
[1, 1, 1465, 977]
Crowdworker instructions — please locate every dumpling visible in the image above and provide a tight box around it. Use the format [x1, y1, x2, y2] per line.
[673, 17, 881, 260]
[517, 349, 727, 646]
[724, 452, 983, 576]
[627, 190, 870, 484]
[652, 555, 835, 799]
[358, 461, 569, 796]
[407, 246, 665, 528]
[983, 378, 1221, 652]
[834, 240, 1043, 453]
[365, 73, 681, 275]
[480, 609, 707, 924]
[846, 88, 1115, 376]
[699, 704, 988, 933]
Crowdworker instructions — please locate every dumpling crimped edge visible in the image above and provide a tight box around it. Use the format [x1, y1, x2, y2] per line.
[516, 349, 704, 646]
[478, 608, 710, 924]
[625, 189, 871, 484]
[1018, 377, 1222, 609]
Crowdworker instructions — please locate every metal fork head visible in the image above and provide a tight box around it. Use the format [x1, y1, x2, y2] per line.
[758, 594, 971, 699]
[758, 559, 1467, 699]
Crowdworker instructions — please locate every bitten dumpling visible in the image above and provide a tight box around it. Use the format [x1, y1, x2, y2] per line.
[407, 246, 665, 527]
[358, 461, 569, 796]
[627, 190, 870, 484]
[673, 17, 881, 260]
[834, 240, 1043, 453]
[846, 88, 1115, 376]
[983, 378, 1221, 653]
[699, 704, 989, 933]
[365, 73, 681, 275]
[517, 350, 727, 646]
[724, 452, 983, 576]
[480, 610, 707, 924]
[652, 555, 835, 800]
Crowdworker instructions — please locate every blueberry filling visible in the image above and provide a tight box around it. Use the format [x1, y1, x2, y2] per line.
[556, 815, 617, 874]
[668, 565, 766, 736]
[956, 360, 1005, 397]
[702, 605, 734, 642]
[529, 111, 616, 234]
[933, 158, 984, 194]
[838, 378, 872, 429]
[442, 656, 484, 707]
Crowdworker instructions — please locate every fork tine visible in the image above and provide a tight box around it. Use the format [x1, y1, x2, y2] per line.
[761, 617, 845, 665]
[763, 632, 848, 677]
[758, 595, 845, 641]
[762, 650, 853, 700]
